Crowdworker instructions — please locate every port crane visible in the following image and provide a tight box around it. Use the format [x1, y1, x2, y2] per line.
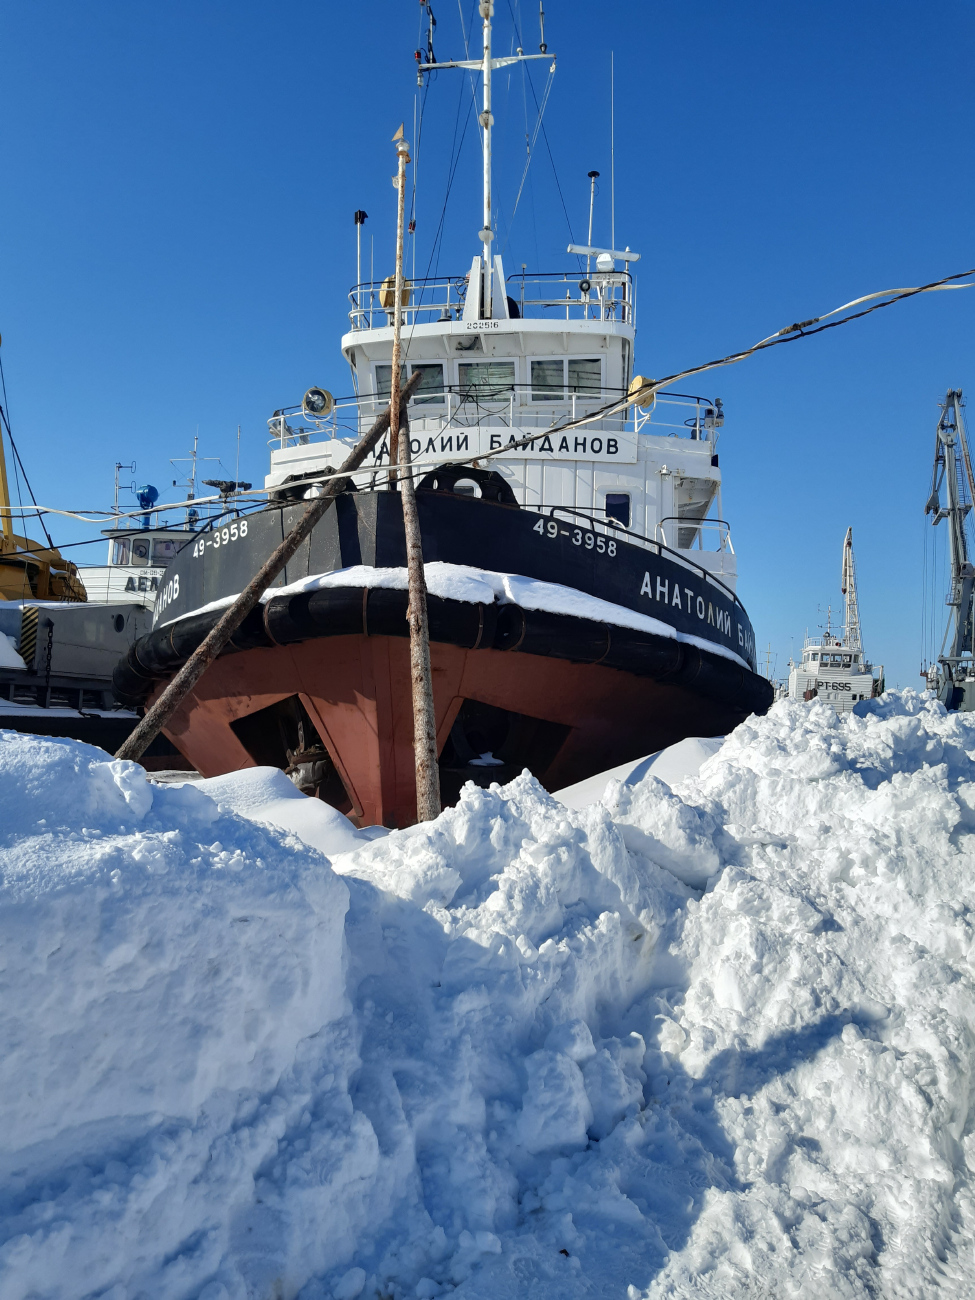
[925, 388, 975, 709]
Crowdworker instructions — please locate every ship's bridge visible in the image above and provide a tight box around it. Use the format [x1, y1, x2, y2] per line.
[77, 524, 195, 605]
[263, 250, 735, 585]
[340, 253, 635, 430]
[800, 635, 864, 672]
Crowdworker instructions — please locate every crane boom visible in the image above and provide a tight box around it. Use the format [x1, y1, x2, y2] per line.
[840, 527, 863, 656]
[925, 388, 975, 708]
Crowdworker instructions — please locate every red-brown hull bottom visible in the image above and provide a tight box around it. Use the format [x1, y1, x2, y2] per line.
[153, 635, 749, 828]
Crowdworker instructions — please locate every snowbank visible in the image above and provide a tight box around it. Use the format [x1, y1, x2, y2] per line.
[2, 691, 975, 1298]
[553, 735, 725, 809]
[188, 765, 383, 857]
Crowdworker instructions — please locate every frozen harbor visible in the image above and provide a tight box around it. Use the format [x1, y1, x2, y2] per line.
[0, 691, 973, 1298]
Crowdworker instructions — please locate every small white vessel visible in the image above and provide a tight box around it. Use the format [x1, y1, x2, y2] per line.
[787, 528, 884, 711]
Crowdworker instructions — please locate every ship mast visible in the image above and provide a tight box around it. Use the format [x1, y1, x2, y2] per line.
[417, 0, 554, 316]
[925, 388, 975, 705]
[840, 527, 862, 656]
[480, 1, 493, 272]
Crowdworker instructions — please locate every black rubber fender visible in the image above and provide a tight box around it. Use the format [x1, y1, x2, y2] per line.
[113, 587, 773, 718]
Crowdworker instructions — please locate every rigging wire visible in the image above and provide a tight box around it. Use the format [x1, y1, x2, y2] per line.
[501, 61, 555, 253]
[425, 55, 477, 283]
[502, 0, 576, 260]
[0, 350, 55, 549]
[524, 64, 577, 262]
[13, 267, 975, 525]
[517, 15, 542, 268]
[422, 264, 975, 469]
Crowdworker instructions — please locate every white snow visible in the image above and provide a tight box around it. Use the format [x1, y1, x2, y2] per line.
[187, 765, 383, 857]
[159, 561, 751, 669]
[2, 690, 975, 1298]
[553, 735, 726, 809]
[0, 632, 25, 670]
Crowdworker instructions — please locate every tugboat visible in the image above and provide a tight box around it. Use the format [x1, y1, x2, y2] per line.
[787, 528, 884, 711]
[115, 2, 773, 826]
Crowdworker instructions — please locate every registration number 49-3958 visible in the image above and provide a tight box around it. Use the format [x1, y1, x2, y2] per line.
[191, 518, 249, 559]
[533, 517, 617, 555]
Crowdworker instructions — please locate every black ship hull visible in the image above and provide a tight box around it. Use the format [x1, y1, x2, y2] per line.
[116, 490, 772, 826]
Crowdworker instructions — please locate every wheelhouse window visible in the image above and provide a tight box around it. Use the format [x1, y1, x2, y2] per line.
[111, 538, 130, 565]
[375, 363, 406, 401]
[410, 363, 445, 404]
[130, 537, 150, 567]
[531, 360, 563, 401]
[458, 361, 515, 401]
[605, 493, 631, 528]
[530, 358, 602, 402]
[377, 362, 445, 404]
[568, 358, 601, 396]
[152, 538, 179, 564]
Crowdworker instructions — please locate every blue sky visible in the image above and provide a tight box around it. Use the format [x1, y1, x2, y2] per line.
[1, 1, 973, 688]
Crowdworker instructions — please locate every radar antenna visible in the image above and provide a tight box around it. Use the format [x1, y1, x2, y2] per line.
[840, 527, 863, 657]
[925, 388, 975, 709]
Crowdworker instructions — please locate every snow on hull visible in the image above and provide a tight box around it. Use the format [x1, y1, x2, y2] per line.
[1, 692, 975, 1299]
[159, 560, 753, 669]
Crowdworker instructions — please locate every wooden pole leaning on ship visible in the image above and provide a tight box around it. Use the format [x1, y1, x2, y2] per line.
[389, 125, 442, 821]
[114, 368, 423, 764]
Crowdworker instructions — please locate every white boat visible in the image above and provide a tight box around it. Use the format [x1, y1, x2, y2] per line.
[0, 449, 197, 757]
[787, 528, 883, 711]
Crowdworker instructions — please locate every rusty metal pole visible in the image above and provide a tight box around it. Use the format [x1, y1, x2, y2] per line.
[114, 371, 422, 764]
[391, 129, 442, 821]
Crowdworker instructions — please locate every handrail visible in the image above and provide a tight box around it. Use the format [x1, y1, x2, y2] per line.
[266, 388, 722, 449]
[346, 266, 636, 331]
[656, 515, 735, 555]
[531, 502, 741, 607]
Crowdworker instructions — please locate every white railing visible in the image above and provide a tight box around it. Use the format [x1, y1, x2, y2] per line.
[348, 270, 635, 331]
[267, 391, 723, 449]
[635, 395, 724, 442]
[536, 505, 740, 605]
[656, 517, 734, 555]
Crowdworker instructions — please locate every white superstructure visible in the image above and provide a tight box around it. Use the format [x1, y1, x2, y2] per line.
[78, 525, 194, 606]
[258, 1, 737, 592]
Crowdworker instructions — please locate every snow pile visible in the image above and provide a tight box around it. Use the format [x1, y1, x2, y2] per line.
[188, 765, 384, 857]
[0, 632, 25, 671]
[2, 691, 975, 1298]
[553, 734, 725, 808]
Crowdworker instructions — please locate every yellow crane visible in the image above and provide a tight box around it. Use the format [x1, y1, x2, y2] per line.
[0, 338, 86, 602]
